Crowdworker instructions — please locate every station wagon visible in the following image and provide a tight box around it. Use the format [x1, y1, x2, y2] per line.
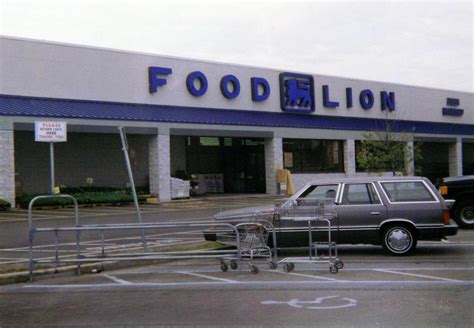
[210, 176, 458, 255]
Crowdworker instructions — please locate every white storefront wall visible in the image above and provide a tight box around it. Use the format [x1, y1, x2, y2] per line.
[0, 37, 473, 205]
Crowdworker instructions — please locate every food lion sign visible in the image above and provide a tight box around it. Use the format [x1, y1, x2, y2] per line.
[35, 121, 67, 142]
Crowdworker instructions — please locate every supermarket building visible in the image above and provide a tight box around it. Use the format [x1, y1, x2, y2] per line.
[0, 36, 473, 206]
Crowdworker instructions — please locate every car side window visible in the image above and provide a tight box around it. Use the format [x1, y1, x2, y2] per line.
[381, 181, 436, 202]
[297, 184, 338, 205]
[341, 183, 379, 205]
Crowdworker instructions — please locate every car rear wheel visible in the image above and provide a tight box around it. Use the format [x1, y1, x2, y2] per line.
[453, 199, 474, 229]
[382, 226, 417, 256]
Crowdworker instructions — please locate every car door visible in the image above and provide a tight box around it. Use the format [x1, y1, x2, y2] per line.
[336, 183, 387, 244]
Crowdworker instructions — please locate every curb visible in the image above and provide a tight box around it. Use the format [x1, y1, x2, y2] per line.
[0, 242, 224, 285]
[0, 259, 190, 285]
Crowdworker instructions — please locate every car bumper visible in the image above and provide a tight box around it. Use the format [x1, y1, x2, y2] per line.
[417, 222, 458, 240]
[442, 222, 459, 236]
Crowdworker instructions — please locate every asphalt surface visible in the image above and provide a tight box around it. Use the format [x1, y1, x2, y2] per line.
[1, 243, 473, 327]
[0, 195, 473, 327]
[0, 195, 282, 267]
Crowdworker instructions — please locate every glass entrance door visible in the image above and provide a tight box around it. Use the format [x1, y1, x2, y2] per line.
[183, 136, 266, 194]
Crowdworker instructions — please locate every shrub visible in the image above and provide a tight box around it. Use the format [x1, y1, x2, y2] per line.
[16, 192, 147, 209]
[59, 186, 149, 194]
[0, 199, 11, 210]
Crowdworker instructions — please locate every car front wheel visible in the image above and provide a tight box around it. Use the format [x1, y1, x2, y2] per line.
[382, 226, 417, 256]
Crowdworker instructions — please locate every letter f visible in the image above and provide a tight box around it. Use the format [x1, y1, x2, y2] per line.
[148, 66, 172, 93]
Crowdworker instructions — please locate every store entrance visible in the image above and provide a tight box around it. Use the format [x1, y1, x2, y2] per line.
[221, 138, 266, 193]
[171, 136, 266, 194]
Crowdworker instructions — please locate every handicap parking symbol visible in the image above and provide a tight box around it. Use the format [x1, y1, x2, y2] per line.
[261, 295, 357, 310]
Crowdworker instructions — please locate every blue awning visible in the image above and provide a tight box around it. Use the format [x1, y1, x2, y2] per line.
[0, 94, 473, 135]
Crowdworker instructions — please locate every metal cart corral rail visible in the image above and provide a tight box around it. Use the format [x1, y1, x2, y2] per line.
[277, 198, 343, 274]
[28, 197, 278, 281]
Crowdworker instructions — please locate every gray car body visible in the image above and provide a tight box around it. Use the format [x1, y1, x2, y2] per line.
[213, 176, 458, 251]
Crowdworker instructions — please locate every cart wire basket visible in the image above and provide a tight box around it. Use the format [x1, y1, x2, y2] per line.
[216, 211, 277, 274]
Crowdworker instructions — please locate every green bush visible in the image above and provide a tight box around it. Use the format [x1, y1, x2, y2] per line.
[59, 186, 149, 194]
[0, 199, 11, 210]
[16, 192, 147, 209]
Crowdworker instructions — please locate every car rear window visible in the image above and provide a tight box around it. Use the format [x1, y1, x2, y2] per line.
[380, 181, 436, 202]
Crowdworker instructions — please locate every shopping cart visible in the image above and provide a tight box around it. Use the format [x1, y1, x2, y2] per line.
[278, 198, 343, 274]
[216, 212, 277, 274]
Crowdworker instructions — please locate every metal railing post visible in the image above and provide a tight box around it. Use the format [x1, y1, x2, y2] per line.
[118, 126, 147, 252]
[101, 230, 105, 257]
[28, 194, 80, 281]
[76, 229, 81, 275]
[54, 229, 59, 262]
[28, 229, 35, 282]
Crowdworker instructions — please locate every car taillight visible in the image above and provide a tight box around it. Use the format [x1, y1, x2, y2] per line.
[439, 186, 448, 196]
[443, 209, 451, 225]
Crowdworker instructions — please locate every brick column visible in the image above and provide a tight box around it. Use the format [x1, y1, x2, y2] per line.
[449, 139, 463, 177]
[264, 137, 283, 195]
[149, 132, 171, 201]
[344, 139, 356, 176]
[404, 141, 415, 176]
[0, 129, 15, 207]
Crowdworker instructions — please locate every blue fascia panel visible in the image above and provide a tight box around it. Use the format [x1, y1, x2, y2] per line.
[0, 94, 473, 136]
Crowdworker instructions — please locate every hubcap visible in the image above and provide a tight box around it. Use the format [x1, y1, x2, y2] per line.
[387, 228, 411, 252]
[460, 206, 474, 224]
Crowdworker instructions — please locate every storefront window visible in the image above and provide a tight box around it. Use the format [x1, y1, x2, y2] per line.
[283, 139, 344, 173]
[414, 142, 449, 183]
[463, 143, 474, 175]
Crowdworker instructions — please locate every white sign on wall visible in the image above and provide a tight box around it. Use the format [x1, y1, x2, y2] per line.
[35, 121, 67, 142]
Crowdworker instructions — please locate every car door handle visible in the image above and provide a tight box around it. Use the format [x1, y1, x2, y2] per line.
[370, 211, 381, 215]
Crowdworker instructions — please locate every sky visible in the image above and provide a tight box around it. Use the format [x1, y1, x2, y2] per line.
[1, 0, 473, 92]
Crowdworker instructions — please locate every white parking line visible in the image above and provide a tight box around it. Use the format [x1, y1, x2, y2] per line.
[22, 280, 474, 290]
[0, 259, 28, 264]
[176, 271, 238, 283]
[374, 269, 463, 282]
[272, 269, 342, 281]
[102, 274, 132, 285]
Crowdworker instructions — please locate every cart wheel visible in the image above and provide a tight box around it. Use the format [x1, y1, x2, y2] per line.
[283, 263, 294, 273]
[230, 260, 238, 270]
[250, 265, 259, 274]
[269, 261, 278, 270]
[335, 260, 344, 270]
[221, 262, 228, 272]
[329, 265, 338, 274]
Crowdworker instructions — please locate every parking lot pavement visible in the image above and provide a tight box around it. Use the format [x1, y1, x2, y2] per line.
[0, 195, 283, 267]
[0, 196, 473, 326]
[0, 246, 473, 327]
[0, 194, 284, 222]
[19, 236, 474, 288]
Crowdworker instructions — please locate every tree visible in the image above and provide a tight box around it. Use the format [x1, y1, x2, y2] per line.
[356, 120, 422, 176]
